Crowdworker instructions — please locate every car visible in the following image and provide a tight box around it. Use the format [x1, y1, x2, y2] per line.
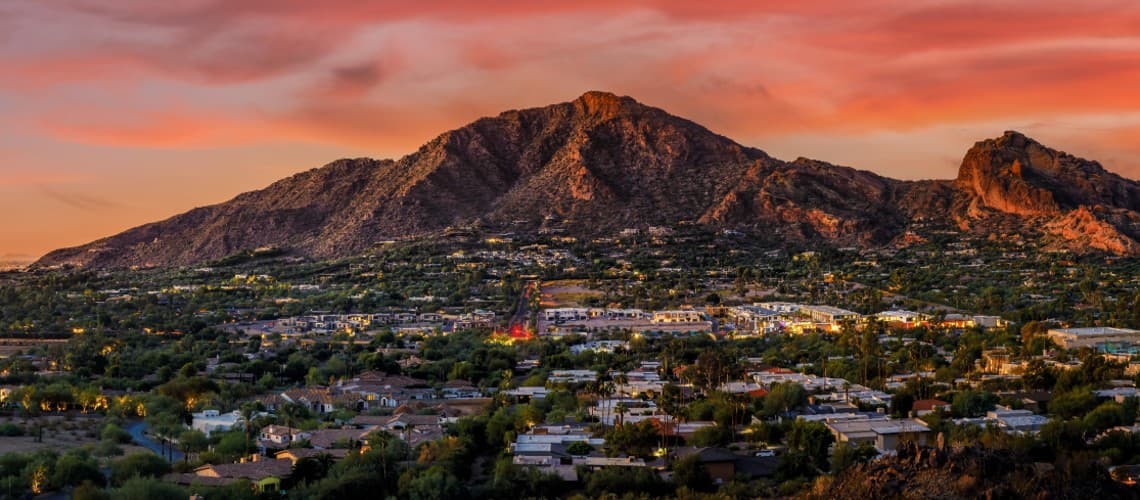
[754, 449, 776, 457]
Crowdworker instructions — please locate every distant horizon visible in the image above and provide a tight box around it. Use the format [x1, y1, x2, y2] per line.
[4, 1, 1140, 258]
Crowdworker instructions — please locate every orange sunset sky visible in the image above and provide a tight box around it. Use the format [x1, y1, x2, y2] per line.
[2, 0, 1140, 260]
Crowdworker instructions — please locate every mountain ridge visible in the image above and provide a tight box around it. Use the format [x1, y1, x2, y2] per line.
[34, 92, 1140, 269]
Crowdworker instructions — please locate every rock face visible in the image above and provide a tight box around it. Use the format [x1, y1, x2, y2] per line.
[34, 92, 1140, 269]
[956, 131, 1140, 216]
[805, 441, 1136, 499]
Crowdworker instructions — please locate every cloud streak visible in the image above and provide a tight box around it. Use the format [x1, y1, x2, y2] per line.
[38, 187, 121, 212]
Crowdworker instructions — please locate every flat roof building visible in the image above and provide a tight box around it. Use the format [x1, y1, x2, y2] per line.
[825, 417, 933, 453]
[1047, 327, 1140, 349]
[800, 305, 861, 324]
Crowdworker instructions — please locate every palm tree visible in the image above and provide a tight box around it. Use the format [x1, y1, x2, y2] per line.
[615, 402, 628, 428]
[281, 402, 308, 429]
[599, 380, 615, 427]
[613, 373, 629, 399]
[238, 402, 264, 456]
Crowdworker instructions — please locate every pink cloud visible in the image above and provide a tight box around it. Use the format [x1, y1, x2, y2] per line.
[4, 1, 1139, 171]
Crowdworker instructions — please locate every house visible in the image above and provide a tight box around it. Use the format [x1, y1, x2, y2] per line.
[651, 310, 703, 324]
[570, 341, 629, 354]
[548, 370, 598, 384]
[911, 399, 949, 416]
[191, 409, 250, 436]
[512, 442, 578, 480]
[671, 447, 778, 483]
[279, 387, 338, 414]
[504, 386, 550, 402]
[259, 425, 309, 447]
[338, 373, 433, 409]
[274, 448, 350, 464]
[543, 308, 590, 322]
[825, 417, 933, 452]
[987, 409, 1048, 434]
[972, 315, 1009, 330]
[172, 457, 293, 493]
[938, 314, 977, 329]
[875, 310, 926, 329]
[384, 413, 441, 431]
[799, 305, 860, 325]
[307, 428, 372, 449]
[718, 381, 769, 398]
[442, 380, 481, 399]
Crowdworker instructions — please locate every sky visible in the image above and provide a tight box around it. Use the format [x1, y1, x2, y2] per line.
[3, 0, 1140, 260]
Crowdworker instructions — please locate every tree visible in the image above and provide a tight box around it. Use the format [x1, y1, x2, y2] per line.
[401, 466, 466, 500]
[605, 420, 660, 459]
[290, 454, 335, 486]
[889, 392, 915, 417]
[1049, 387, 1097, 419]
[689, 424, 732, 447]
[786, 420, 834, 472]
[762, 382, 807, 417]
[566, 441, 592, 456]
[671, 454, 712, 492]
[950, 390, 998, 418]
[72, 480, 109, 500]
[110, 453, 171, 487]
[52, 451, 104, 488]
[614, 402, 629, 427]
[237, 401, 265, 454]
[1084, 401, 1127, 433]
[113, 477, 185, 500]
[1021, 359, 1055, 391]
[177, 429, 209, 463]
[583, 466, 669, 498]
[101, 423, 133, 444]
[830, 442, 877, 473]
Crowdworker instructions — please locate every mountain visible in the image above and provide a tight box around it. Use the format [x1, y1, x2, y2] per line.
[34, 92, 1140, 269]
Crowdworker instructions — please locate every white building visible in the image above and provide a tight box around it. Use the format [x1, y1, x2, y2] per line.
[1047, 327, 1140, 349]
[548, 370, 598, 384]
[570, 341, 629, 354]
[191, 409, 249, 436]
[544, 308, 591, 322]
[875, 310, 925, 324]
[652, 310, 703, 324]
[800, 305, 861, 324]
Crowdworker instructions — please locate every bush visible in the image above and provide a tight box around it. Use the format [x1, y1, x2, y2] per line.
[566, 441, 592, 456]
[689, 425, 733, 447]
[110, 453, 170, 486]
[101, 424, 133, 444]
[0, 423, 24, 436]
[92, 440, 124, 458]
[113, 477, 185, 500]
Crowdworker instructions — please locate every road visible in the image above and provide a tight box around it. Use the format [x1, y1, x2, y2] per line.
[125, 420, 184, 463]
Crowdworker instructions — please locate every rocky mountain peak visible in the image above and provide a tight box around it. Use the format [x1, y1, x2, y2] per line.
[954, 130, 1140, 216]
[574, 89, 638, 111]
[572, 90, 639, 119]
[954, 130, 1063, 215]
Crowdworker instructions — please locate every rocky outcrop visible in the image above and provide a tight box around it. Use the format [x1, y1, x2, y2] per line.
[1045, 206, 1140, 256]
[956, 131, 1140, 216]
[806, 441, 1137, 500]
[32, 93, 1140, 269]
